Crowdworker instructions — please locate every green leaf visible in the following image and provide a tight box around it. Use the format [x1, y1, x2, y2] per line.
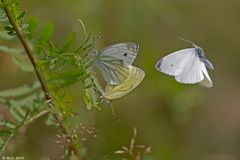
[12, 54, 33, 72]
[0, 119, 16, 129]
[0, 45, 24, 54]
[47, 69, 85, 82]
[4, 92, 45, 109]
[0, 130, 12, 137]
[48, 41, 57, 54]
[9, 105, 25, 122]
[1, 92, 45, 122]
[37, 22, 54, 53]
[91, 73, 104, 94]
[0, 82, 40, 98]
[0, 140, 4, 150]
[48, 70, 88, 90]
[4, 25, 15, 36]
[58, 32, 76, 53]
[83, 75, 101, 110]
[17, 11, 25, 20]
[27, 17, 39, 39]
[49, 77, 84, 90]
[0, 9, 8, 22]
[77, 33, 97, 53]
[4, 26, 13, 32]
[84, 87, 99, 110]
[0, 30, 14, 40]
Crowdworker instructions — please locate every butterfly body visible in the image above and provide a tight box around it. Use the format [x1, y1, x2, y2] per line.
[193, 44, 214, 70]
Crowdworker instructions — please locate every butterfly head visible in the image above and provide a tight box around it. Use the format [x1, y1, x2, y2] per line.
[92, 50, 99, 57]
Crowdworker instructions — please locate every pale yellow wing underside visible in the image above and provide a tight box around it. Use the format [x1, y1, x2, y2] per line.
[103, 66, 145, 100]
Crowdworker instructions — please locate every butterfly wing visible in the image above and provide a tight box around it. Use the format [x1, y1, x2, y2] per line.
[155, 48, 196, 76]
[101, 43, 139, 65]
[96, 59, 130, 85]
[103, 66, 145, 100]
[96, 43, 139, 85]
[199, 62, 213, 88]
[175, 53, 204, 84]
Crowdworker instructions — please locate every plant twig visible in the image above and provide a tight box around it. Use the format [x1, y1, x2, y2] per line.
[1, 0, 81, 158]
[24, 109, 50, 126]
[129, 127, 137, 160]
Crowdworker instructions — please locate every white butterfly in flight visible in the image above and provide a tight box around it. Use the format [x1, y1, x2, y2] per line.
[155, 37, 214, 88]
[94, 42, 139, 85]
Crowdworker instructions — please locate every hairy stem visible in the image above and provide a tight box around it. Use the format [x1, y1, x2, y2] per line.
[1, 0, 81, 158]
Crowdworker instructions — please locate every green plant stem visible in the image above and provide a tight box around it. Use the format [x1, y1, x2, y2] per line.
[1, 0, 81, 158]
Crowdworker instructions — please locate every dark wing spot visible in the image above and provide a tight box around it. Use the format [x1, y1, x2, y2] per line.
[156, 59, 163, 69]
[123, 53, 128, 57]
[170, 64, 174, 67]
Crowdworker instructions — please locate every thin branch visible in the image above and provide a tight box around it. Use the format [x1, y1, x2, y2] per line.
[0, 133, 14, 155]
[1, 0, 81, 158]
[129, 127, 137, 160]
[23, 109, 50, 126]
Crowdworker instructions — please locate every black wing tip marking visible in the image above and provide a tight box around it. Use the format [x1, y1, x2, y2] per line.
[127, 43, 139, 52]
[155, 58, 163, 71]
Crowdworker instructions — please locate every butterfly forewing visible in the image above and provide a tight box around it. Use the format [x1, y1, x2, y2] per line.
[102, 43, 139, 65]
[96, 59, 129, 85]
[155, 48, 196, 76]
[96, 42, 139, 85]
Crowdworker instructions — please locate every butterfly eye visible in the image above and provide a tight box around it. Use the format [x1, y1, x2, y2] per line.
[124, 53, 128, 57]
[92, 50, 98, 56]
[195, 47, 205, 58]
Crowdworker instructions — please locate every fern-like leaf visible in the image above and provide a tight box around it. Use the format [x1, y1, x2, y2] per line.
[0, 82, 40, 98]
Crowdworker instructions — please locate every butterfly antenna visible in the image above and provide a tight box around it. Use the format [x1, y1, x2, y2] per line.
[177, 36, 196, 46]
[109, 103, 120, 122]
[90, 33, 102, 58]
[96, 32, 102, 50]
[78, 19, 87, 40]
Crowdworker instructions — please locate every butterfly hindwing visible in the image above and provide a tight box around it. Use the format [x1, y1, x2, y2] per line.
[103, 66, 145, 100]
[175, 53, 204, 84]
[199, 61, 213, 88]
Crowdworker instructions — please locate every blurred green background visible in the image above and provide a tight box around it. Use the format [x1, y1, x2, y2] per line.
[1, 0, 240, 159]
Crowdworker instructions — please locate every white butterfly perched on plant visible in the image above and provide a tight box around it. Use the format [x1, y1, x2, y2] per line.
[101, 66, 145, 100]
[155, 37, 214, 88]
[94, 42, 139, 85]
